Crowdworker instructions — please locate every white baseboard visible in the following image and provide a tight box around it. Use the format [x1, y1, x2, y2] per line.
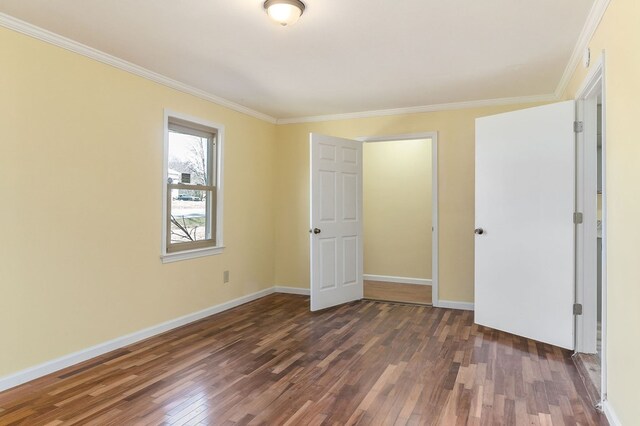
[363, 274, 432, 286]
[0, 285, 474, 394]
[435, 300, 475, 311]
[602, 400, 621, 426]
[274, 286, 311, 296]
[0, 287, 275, 393]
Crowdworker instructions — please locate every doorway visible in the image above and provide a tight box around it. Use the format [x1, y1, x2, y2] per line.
[358, 133, 439, 306]
[574, 54, 607, 407]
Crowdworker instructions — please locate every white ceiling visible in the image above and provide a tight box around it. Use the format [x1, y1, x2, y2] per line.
[0, 0, 596, 120]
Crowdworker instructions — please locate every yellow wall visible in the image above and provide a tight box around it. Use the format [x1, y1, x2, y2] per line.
[363, 139, 432, 279]
[562, 0, 640, 422]
[274, 103, 546, 302]
[0, 27, 277, 377]
[8, 7, 637, 421]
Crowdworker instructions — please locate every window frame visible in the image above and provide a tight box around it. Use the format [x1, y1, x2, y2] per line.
[161, 110, 224, 263]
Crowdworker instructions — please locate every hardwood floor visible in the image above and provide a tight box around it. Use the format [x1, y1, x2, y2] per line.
[364, 281, 432, 305]
[0, 294, 606, 425]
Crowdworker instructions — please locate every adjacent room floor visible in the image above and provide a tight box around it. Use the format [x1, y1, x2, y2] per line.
[0, 294, 606, 425]
[363, 280, 433, 305]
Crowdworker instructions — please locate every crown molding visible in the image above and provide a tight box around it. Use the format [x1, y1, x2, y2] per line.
[0, 13, 278, 124]
[554, 0, 611, 98]
[276, 93, 558, 125]
[1, 1, 606, 127]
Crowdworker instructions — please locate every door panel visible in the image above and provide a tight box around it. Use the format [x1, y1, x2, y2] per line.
[343, 173, 358, 220]
[319, 238, 337, 290]
[319, 170, 336, 220]
[311, 133, 363, 311]
[343, 236, 358, 285]
[475, 101, 575, 349]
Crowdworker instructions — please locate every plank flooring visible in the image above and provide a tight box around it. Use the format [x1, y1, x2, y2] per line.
[364, 280, 432, 305]
[0, 294, 606, 425]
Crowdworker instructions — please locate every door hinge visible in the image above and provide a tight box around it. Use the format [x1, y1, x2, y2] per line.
[574, 121, 584, 133]
[573, 212, 583, 224]
[573, 303, 583, 315]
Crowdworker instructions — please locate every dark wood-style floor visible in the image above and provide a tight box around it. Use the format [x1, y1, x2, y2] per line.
[0, 294, 606, 425]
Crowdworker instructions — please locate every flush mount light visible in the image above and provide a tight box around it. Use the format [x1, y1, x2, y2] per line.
[264, 0, 306, 26]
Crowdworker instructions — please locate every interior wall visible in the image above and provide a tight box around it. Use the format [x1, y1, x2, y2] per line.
[0, 27, 277, 378]
[274, 102, 547, 303]
[562, 0, 640, 422]
[8, 8, 634, 412]
[363, 139, 432, 279]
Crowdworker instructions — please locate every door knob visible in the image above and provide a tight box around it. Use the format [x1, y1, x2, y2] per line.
[474, 228, 485, 235]
[313, 228, 321, 234]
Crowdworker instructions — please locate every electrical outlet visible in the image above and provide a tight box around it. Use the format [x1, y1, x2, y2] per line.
[223, 270, 230, 283]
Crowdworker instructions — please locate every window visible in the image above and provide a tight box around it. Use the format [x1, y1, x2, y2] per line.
[162, 111, 224, 262]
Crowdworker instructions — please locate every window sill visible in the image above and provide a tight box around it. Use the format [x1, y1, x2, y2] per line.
[161, 246, 225, 264]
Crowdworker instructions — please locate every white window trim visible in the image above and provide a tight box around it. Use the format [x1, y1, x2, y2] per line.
[161, 109, 225, 263]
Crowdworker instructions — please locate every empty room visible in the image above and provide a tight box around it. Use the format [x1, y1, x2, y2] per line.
[0, 0, 638, 425]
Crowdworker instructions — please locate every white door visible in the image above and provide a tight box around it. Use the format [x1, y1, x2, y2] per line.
[475, 101, 576, 349]
[310, 133, 363, 311]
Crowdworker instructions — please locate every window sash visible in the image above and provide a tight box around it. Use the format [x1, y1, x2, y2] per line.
[167, 133, 215, 186]
[166, 186, 217, 253]
[168, 183, 215, 191]
[168, 119, 217, 139]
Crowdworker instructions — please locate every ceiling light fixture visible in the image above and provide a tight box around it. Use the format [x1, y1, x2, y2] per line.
[264, 0, 305, 26]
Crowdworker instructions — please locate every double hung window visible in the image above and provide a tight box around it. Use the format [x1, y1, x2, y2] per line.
[162, 112, 223, 262]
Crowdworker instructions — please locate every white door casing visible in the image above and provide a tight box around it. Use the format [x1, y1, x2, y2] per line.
[356, 132, 439, 307]
[575, 54, 607, 404]
[310, 133, 363, 311]
[475, 101, 576, 349]
[575, 96, 599, 354]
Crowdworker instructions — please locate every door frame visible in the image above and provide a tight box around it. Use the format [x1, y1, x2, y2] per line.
[356, 132, 439, 306]
[575, 51, 607, 404]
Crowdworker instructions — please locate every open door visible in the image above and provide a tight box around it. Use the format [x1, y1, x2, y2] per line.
[310, 133, 363, 311]
[475, 101, 576, 349]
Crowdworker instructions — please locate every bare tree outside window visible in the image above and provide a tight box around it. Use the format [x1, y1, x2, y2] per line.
[168, 137, 208, 185]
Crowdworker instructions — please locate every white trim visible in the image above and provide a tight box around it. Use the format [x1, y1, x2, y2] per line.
[161, 246, 225, 263]
[161, 109, 225, 262]
[0, 284, 479, 393]
[0, 287, 275, 393]
[0, 3, 611, 126]
[602, 401, 622, 426]
[358, 132, 439, 306]
[3, 8, 606, 126]
[0, 285, 312, 392]
[576, 53, 607, 101]
[435, 300, 474, 311]
[274, 286, 311, 296]
[574, 97, 588, 352]
[574, 53, 607, 405]
[554, 0, 611, 98]
[356, 132, 435, 143]
[574, 57, 602, 354]
[277, 94, 556, 125]
[216, 120, 226, 252]
[0, 13, 277, 124]
[432, 136, 439, 307]
[599, 53, 609, 409]
[363, 275, 432, 286]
